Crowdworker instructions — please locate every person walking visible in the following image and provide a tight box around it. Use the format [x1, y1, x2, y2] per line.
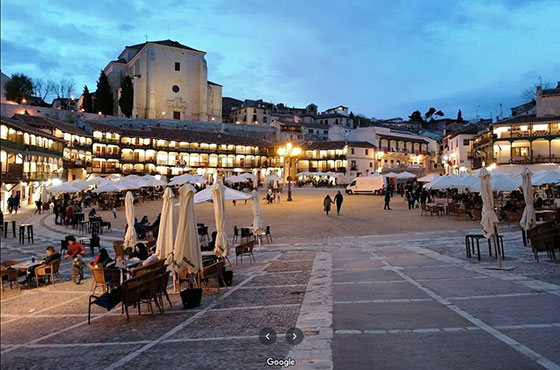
[334, 191, 344, 215]
[35, 199, 42, 214]
[406, 190, 415, 210]
[112, 206, 117, 218]
[323, 194, 333, 215]
[384, 190, 391, 210]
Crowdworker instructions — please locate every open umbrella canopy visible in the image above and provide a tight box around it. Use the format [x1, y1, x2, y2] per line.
[156, 188, 176, 262]
[368, 173, 384, 178]
[168, 174, 207, 186]
[183, 185, 251, 204]
[479, 168, 499, 240]
[138, 175, 167, 187]
[266, 174, 282, 181]
[212, 182, 229, 258]
[173, 184, 202, 274]
[382, 172, 400, 178]
[425, 174, 463, 190]
[92, 181, 125, 193]
[115, 177, 141, 190]
[396, 171, 416, 178]
[106, 174, 121, 181]
[86, 177, 108, 186]
[297, 171, 311, 177]
[225, 175, 249, 183]
[532, 171, 560, 186]
[123, 191, 137, 249]
[519, 168, 536, 232]
[239, 173, 255, 180]
[67, 179, 90, 190]
[469, 175, 520, 192]
[418, 174, 439, 182]
[48, 182, 84, 193]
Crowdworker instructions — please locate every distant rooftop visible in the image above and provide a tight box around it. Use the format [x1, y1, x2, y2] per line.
[126, 39, 203, 53]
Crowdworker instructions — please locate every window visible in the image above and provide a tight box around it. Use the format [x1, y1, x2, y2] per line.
[173, 111, 181, 120]
[172, 85, 180, 93]
[463, 139, 470, 146]
[335, 119, 339, 125]
[263, 117, 267, 123]
[351, 148, 355, 154]
[369, 163, 372, 167]
[365, 149, 369, 155]
[323, 130, 328, 134]
[512, 147, 529, 157]
[351, 160, 356, 169]
[175, 62, 180, 71]
[308, 129, 313, 133]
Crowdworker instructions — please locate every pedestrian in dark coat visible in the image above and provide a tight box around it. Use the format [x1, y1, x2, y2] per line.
[323, 195, 333, 215]
[334, 191, 344, 215]
[384, 191, 391, 210]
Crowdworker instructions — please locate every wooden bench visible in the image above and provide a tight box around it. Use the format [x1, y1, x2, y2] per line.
[235, 240, 256, 265]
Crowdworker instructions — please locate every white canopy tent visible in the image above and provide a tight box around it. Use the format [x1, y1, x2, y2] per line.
[48, 182, 84, 193]
[225, 175, 249, 183]
[239, 173, 255, 180]
[468, 175, 520, 193]
[531, 171, 560, 186]
[168, 174, 207, 186]
[418, 174, 439, 182]
[190, 186, 251, 204]
[396, 171, 416, 178]
[383, 172, 400, 178]
[86, 177, 108, 186]
[92, 182, 125, 193]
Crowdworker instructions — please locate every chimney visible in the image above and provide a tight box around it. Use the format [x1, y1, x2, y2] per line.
[557, 81, 560, 88]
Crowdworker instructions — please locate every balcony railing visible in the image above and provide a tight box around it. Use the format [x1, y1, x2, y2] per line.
[0, 139, 63, 157]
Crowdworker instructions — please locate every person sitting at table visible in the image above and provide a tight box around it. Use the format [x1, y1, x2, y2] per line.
[65, 236, 86, 259]
[27, 246, 61, 283]
[535, 196, 543, 209]
[140, 215, 149, 225]
[88, 208, 97, 219]
[142, 246, 158, 266]
[204, 231, 218, 252]
[92, 248, 114, 268]
[130, 242, 148, 260]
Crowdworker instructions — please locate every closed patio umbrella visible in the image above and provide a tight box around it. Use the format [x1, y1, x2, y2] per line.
[479, 168, 501, 268]
[519, 168, 536, 232]
[123, 191, 137, 249]
[156, 188, 176, 262]
[251, 190, 264, 231]
[173, 184, 202, 275]
[212, 181, 229, 259]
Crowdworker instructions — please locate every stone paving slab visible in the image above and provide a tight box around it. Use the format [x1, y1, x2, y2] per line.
[265, 260, 314, 272]
[2, 344, 145, 370]
[501, 327, 560, 364]
[167, 305, 300, 340]
[333, 331, 542, 370]
[332, 268, 404, 283]
[453, 293, 560, 326]
[383, 254, 445, 267]
[333, 281, 429, 301]
[402, 265, 481, 280]
[419, 276, 536, 298]
[1, 315, 87, 344]
[333, 258, 385, 270]
[333, 301, 472, 330]
[245, 271, 312, 287]
[213, 286, 306, 309]
[0, 292, 86, 316]
[122, 339, 293, 370]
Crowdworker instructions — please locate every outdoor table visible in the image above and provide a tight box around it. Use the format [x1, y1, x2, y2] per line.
[464, 233, 504, 261]
[9, 261, 40, 273]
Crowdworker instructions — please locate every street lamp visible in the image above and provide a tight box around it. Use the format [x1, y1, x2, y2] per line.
[277, 142, 301, 201]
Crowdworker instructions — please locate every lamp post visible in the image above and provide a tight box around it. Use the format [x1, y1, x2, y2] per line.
[278, 142, 301, 201]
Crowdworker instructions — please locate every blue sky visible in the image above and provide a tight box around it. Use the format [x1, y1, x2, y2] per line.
[1, 0, 558, 120]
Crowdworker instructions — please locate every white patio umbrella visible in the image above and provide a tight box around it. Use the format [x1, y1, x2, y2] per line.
[41, 184, 49, 202]
[225, 175, 249, 183]
[139, 175, 167, 187]
[396, 171, 416, 178]
[106, 174, 121, 181]
[169, 174, 207, 186]
[48, 182, 83, 193]
[519, 168, 536, 232]
[189, 185, 251, 204]
[212, 181, 229, 259]
[383, 172, 399, 178]
[67, 179, 90, 190]
[156, 188, 176, 262]
[469, 175, 520, 192]
[479, 168, 501, 268]
[92, 181, 125, 193]
[251, 190, 264, 231]
[123, 191, 137, 249]
[252, 174, 259, 189]
[173, 184, 202, 274]
[266, 174, 282, 181]
[116, 177, 141, 190]
[418, 174, 438, 182]
[240, 173, 255, 180]
[297, 171, 311, 177]
[86, 177, 108, 186]
[532, 171, 560, 186]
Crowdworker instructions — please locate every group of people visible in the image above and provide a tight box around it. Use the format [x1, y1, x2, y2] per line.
[266, 188, 281, 204]
[6, 194, 21, 214]
[323, 191, 344, 215]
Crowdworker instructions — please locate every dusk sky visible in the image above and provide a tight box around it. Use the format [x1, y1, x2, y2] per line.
[1, 0, 559, 120]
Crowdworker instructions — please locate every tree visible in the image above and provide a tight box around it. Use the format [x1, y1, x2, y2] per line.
[94, 71, 113, 115]
[81, 85, 93, 113]
[56, 78, 76, 99]
[424, 108, 444, 121]
[118, 76, 133, 118]
[4, 73, 34, 104]
[32, 78, 57, 102]
[522, 80, 553, 101]
[457, 109, 464, 122]
[409, 110, 424, 122]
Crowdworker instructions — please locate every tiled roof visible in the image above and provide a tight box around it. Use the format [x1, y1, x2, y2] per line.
[303, 141, 376, 150]
[126, 40, 203, 53]
[1, 116, 63, 142]
[12, 114, 91, 137]
[493, 114, 560, 126]
[541, 88, 560, 96]
[207, 81, 222, 87]
[86, 121, 124, 133]
[377, 133, 428, 144]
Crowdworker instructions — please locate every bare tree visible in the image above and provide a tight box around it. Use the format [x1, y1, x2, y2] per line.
[56, 78, 76, 98]
[32, 78, 57, 102]
[521, 80, 553, 101]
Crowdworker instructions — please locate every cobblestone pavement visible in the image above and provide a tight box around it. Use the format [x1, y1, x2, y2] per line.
[1, 210, 560, 369]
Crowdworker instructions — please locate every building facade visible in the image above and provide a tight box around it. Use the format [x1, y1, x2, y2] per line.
[103, 40, 222, 122]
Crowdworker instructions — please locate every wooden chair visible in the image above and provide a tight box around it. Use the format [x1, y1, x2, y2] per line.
[89, 265, 120, 295]
[1, 264, 22, 292]
[428, 205, 440, 216]
[129, 259, 166, 278]
[113, 241, 126, 260]
[157, 270, 172, 310]
[472, 209, 482, 220]
[232, 225, 239, 243]
[35, 259, 63, 287]
[199, 260, 227, 292]
[526, 222, 559, 262]
[235, 240, 256, 265]
[240, 228, 253, 243]
[504, 211, 522, 226]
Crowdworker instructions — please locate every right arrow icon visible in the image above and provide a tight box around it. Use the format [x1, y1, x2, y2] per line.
[286, 327, 304, 345]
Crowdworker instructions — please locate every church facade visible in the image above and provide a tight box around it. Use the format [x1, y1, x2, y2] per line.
[103, 40, 222, 122]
